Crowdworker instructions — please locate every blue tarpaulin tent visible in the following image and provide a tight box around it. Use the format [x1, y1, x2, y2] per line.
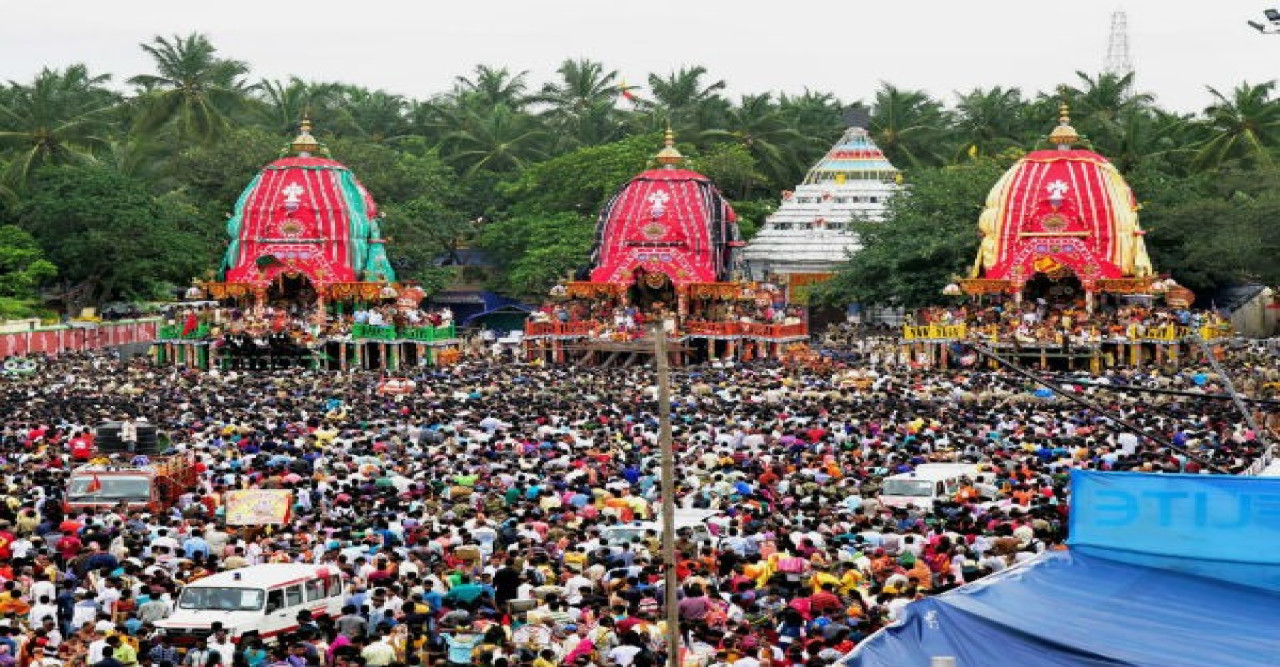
[845, 471, 1280, 666]
[843, 549, 1280, 667]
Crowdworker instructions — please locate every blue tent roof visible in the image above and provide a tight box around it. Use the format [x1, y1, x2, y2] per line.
[843, 549, 1280, 667]
[459, 292, 533, 326]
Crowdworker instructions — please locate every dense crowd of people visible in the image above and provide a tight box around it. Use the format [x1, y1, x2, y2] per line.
[0, 343, 1273, 667]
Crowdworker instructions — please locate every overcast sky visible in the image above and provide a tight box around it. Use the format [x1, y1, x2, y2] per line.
[3, 0, 1276, 114]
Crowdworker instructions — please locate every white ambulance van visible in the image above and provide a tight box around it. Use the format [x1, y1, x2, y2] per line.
[155, 563, 345, 645]
[878, 463, 986, 510]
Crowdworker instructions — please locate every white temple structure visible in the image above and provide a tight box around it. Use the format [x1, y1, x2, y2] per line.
[744, 127, 900, 298]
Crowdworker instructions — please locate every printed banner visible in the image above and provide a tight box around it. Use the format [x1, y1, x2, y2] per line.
[1069, 470, 1280, 591]
[224, 489, 293, 526]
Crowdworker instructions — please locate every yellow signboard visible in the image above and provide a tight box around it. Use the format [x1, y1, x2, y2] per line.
[902, 324, 968, 341]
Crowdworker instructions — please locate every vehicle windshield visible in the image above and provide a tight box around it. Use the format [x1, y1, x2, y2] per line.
[603, 527, 649, 544]
[67, 475, 150, 502]
[178, 587, 265, 611]
[881, 479, 935, 497]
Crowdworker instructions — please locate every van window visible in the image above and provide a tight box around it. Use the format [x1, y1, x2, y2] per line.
[328, 575, 343, 597]
[305, 579, 326, 602]
[266, 589, 284, 613]
[882, 479, 932, 497]
[935, 482, 945, 497]
[178, 587, 264, 611]
[285, 584, 303, 608]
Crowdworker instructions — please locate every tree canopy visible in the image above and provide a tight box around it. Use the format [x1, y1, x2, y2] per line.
[1, 31, 1278, 308]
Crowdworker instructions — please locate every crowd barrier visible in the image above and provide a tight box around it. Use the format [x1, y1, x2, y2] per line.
[0, 319, 158, 357]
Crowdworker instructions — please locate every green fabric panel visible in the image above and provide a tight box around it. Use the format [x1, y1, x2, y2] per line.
[335, 170, 394, 281]
[336, 170, 371, 278]
[219, 172, 262, 279]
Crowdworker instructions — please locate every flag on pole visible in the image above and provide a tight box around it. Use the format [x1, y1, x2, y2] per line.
[619, 80, 638, 102]
[86, 474, 103, 493]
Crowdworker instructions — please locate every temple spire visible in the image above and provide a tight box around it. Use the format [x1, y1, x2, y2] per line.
[290, 115, 321, 156]
[1048, 101, 1079, 151]
[655, 124, 684, 168]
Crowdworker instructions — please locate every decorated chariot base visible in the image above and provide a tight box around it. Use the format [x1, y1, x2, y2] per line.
[524, 131, 809, 366]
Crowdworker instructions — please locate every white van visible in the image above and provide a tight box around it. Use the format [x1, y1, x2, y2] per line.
[879, 464, 986, 510]
[600, 510, 721, 547]
[156, 563, 345, 645]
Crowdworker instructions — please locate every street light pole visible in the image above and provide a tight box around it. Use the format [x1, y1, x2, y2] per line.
[653, 323, 681, 667]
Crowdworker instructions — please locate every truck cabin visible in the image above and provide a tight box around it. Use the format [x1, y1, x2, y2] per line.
[66, 468, 155, 510]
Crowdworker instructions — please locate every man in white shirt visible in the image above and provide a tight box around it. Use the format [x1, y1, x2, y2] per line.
[86, 632, 110, 665]
[28, 597, 58, 629]
[70, 593, 100, 632]
[30, 576, 56, 606]
[96, 580, 121, 617]
[563, 573, 593, 605]
[360, 635, 396, 667]
[207, 626, 236, 667]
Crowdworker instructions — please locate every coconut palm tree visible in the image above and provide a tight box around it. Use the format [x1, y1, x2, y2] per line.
[777, 90, 845, 142]
[704, 93, 808, 188]
[441, 104, 549, 176]
[255, 78, 327, 136]
[952, 86, 1030, 158]
[1193, 81, 1280, 170]
[869, 83, 949, 168]
[1109, 108, 1196, 174]
[1060, 71, 1154, 155]
[451, 65, 532, 111]
[336, 86, 410, 143]
[535, 58, 629, 150]
[643, 66, 729, 133]
[0, 64, 118, 187]
[128, 33, 253, 145]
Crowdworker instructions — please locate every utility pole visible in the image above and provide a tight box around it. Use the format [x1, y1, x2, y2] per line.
[653, 324, 681, 667]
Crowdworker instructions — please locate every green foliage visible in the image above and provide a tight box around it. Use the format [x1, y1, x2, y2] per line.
[128, 33, 252, 145]
[13, 165, 205, 302]
[0, 64, 119, 187]
[500, 135, 657, 216]
[383, 195, 473, 282]
[819, 159, 1008, 307]
[164, 127, 282, 240]
[328, 139, 455, 204]
[688, 142, 765, 200]
[1193, 81, 1280, 170]
[0, 225, 56, 298]
[1142, 167, 1280, 291]
[869, 83, 950, 169]
[476, 212, 595, 298]
[727, 199, 773, 241]
[0, 298, 44, 319]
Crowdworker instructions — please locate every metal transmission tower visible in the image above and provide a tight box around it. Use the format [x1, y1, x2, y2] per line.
[1104, 11, 1134, 77]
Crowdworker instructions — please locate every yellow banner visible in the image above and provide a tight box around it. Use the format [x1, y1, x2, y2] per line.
[225, 490, 293, 526]
[902, 324, 968, 341]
